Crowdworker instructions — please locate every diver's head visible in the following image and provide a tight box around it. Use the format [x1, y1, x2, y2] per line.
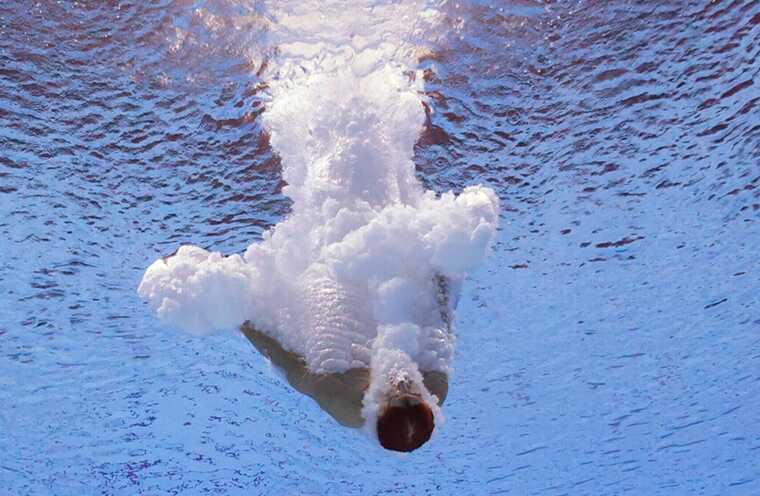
[376, 394, 434, 452]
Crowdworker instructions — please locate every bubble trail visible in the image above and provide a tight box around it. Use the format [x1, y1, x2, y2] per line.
[138, 0, 500, 432]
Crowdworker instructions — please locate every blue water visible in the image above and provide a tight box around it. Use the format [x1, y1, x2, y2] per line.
[2, 1, 759, 494]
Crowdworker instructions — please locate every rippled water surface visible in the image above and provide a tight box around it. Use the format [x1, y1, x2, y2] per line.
[2, 1, 759, 494]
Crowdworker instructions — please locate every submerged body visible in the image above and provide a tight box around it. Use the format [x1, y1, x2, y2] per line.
[136, 0, 500, 452]
[240, 274, 455, 451]
[241, 323, 448, 428]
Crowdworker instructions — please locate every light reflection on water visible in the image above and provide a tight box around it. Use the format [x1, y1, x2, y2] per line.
[1, 1, 758, 494]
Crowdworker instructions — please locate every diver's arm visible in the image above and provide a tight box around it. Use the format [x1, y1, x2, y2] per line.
[427, 274, 454, 406]
[434, 273, 462, 332]
[422, 370, 449, 406]
[309, 369, 368, 428]
[240, 322, 367, 428]
[240, 322, 315, 396]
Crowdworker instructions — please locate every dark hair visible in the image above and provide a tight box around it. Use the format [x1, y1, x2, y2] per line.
[376, 399, 435, 452]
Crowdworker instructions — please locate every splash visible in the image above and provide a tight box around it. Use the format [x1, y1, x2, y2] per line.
[139, 0, 499, 430]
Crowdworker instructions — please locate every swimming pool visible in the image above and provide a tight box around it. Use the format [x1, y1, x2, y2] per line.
[2, 1, 758, 494]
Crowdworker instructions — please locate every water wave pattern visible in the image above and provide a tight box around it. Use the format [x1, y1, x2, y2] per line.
[2, 0, 759, 494]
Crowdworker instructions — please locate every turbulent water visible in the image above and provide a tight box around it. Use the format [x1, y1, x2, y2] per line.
[136, 0, 500, 435]
[2, 0, 759, 494]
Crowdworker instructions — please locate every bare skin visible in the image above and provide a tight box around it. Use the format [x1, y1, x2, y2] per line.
[239, 274, 454, 429]
[240, 323, 448, 428]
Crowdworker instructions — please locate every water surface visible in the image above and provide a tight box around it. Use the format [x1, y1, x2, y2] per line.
[1, 1, 759, 494]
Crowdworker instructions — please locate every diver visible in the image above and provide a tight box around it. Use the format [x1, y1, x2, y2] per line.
[240, 274, 454, 452]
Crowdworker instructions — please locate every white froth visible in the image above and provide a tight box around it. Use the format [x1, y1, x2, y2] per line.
[138, 246, 259, 334]
[139, 0, 499, 431]
[361, 345, 444, 441]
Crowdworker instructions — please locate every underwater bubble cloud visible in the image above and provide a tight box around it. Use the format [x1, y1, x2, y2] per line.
[138, 0, 499, 431]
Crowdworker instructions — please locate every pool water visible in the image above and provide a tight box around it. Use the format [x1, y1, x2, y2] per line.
[1, 1, 759, 494]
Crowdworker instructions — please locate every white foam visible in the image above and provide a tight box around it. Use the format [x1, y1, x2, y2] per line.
[139, 0, 499, 431]
[138, 246, 259, 334]
[361, 344, 444, 441]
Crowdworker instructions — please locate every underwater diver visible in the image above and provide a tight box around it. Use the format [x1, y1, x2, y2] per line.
[240, 274, 455, 452]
